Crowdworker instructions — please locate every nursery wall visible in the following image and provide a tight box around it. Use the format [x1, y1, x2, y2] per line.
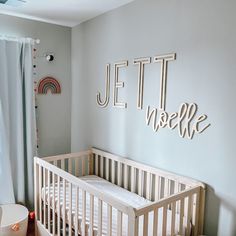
[0, 14, 71, 156]
[71, 0, 236, 235]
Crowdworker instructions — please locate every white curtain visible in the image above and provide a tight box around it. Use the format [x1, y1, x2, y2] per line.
[0, 37, 37, 209]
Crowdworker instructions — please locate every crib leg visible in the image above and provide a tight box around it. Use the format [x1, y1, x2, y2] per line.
[128, 215, 138, 236]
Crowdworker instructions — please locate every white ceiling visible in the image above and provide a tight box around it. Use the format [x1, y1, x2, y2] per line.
[0, 0, 134, 27]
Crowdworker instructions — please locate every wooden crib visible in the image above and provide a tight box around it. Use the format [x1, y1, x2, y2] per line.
[34, 148, 205, 236]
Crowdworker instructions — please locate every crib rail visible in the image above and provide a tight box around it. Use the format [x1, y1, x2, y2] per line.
[42, 150, 91, 162]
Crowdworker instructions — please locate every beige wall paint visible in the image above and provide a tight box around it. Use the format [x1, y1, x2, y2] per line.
[0, 14, 71, 156]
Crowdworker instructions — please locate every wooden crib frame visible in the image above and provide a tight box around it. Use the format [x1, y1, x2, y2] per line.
[34, 148, 205, 236]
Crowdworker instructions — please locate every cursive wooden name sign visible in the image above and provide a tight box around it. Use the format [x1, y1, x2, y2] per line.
[96, 53, 210, 139]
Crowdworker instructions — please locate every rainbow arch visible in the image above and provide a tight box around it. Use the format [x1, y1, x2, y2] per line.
[37, 77, 61, 94]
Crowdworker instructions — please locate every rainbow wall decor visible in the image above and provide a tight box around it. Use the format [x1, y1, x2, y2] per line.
[37, 77, 61, 94]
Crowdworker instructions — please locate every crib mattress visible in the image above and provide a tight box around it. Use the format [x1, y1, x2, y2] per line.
[42, 175, 182, 235]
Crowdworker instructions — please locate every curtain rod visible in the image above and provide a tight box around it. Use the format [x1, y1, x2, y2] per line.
[0, 35, 40, 44]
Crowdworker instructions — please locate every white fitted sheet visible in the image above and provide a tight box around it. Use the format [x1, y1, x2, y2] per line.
[42, 175, 183, 235]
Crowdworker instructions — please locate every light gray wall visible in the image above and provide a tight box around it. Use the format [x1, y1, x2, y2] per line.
[0, 14, 71, 156]
[71, 0, 236, 235]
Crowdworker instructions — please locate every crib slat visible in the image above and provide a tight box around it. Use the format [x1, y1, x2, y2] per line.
[184, 196, 188, 229]
[74, 187, 79, 236]
[39, 166, 42, 222]
[82, 191, 86, 235]
[61, 159, 65, 171]
[63, 179, 66, 236]
[117, 162, 122, 186]
[124, 164, 128, 189]
[98, 199, 103, 236]
[43, 168, 46, 227]
[169, 180, 172, 196]
[107, 204, 112, 236]
[52, 173, 56, 235]
[164, 178, 169, 198]
[131, 167, 135, 193]
[150, 174, 153, 200]
[68, 183, 72, 236]
[82, 157, 86, 176]
[57, 175, 61, 236]
[174, 181, 180, 194]
[111, 160, 115, 184]
[68, 159, 72, 174]
[53, 160, 57, 167]
[89, 153, 94, 175]
[174, 181, 180, 214]
[153, 208, 158, 236]
[117, 211, 123, 236]
[95, 154, 99, 176]
[138, 170, 143, 196]
[100, 156, 104, 178]
[128, 215, 139, 236]
[75, 158, 79, 177]
[187, 194, 193, 235]
[47, 170, 51, 232]
[143, 213, 149, 235]
[171, 201, 176, 236]
[154, 175, 161, 201]
[106, 158, 109, 181]
[162, 205, 167, 236]
[34, 163, 39, 223]
[192, 193, 196, 225]
[179, 198, 185, 235]
[90, 195, 94, 236]
[146, 172, 151, 200]
[194, 191, 200, 236]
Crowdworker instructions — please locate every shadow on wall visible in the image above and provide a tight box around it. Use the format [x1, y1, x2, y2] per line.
[219, 193, 236, 236]
[205, 186, 236, 236]
[205, 186, 220, 235]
